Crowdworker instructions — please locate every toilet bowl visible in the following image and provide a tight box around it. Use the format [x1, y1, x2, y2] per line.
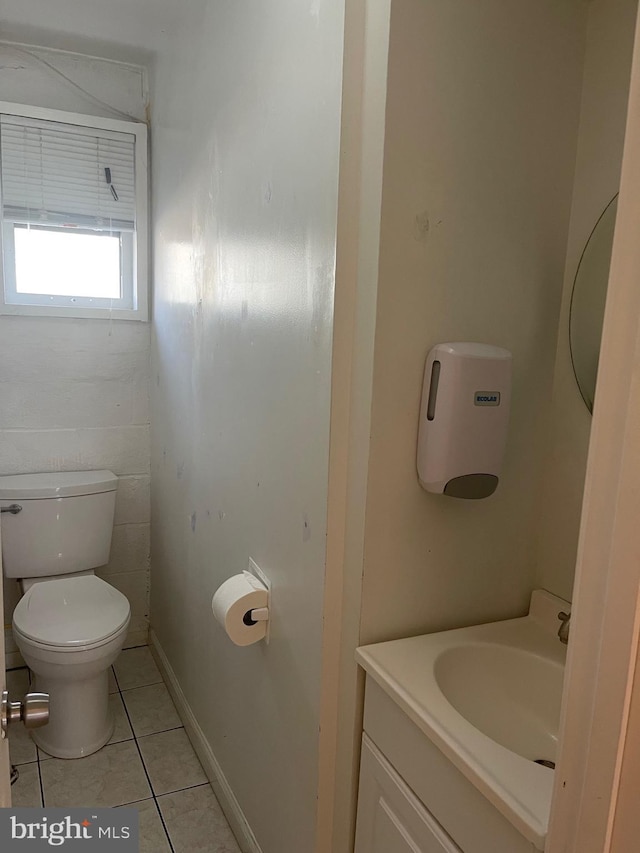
[0, 471, 131, 759]
[13, 575, 130, 758]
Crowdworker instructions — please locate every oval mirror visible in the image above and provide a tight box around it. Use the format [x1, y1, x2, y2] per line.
[569, 194, 618, 413]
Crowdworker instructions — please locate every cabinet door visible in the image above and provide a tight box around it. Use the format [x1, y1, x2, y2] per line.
[355, 735, 462, 853]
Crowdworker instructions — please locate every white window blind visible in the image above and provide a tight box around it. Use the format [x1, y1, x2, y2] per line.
[0, 115, 136, 231]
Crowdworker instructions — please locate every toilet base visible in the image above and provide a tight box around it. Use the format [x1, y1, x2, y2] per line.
[32, 669, 115, 760]
[14, 614, 129, 759]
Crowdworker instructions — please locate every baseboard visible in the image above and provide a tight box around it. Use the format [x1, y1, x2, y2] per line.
[149, 630, 261, 853]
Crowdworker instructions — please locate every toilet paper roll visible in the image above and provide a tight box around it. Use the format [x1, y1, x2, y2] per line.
[212, 571, 269, 646]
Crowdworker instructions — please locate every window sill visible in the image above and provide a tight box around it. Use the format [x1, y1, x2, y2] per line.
[0, 302, 149, 322]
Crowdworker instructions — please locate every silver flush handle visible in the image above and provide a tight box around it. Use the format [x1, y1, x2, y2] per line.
[1, 690, 49, 738]
[0, 504, 22, 515]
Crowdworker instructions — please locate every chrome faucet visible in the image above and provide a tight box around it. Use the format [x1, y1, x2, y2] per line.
[557, 611, 571, 645]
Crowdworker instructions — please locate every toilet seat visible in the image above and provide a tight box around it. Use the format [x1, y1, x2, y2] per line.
[13, 575, 130, 650]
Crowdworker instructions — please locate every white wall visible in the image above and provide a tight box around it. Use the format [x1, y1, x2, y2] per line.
[535, 0, 638, 602]
[0, 1, 178, 63]
[358, 0, 588, 646]
[149, 2, 344, 852]
[0, 41, 147, 118]
[0, 43, 151, 658]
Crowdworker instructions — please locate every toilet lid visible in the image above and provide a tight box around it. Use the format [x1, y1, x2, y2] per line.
[13, 576, 130, 648]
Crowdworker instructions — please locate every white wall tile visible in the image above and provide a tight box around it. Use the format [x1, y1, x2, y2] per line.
[0, 426, 150, 476]
[115, 476, 151, 525]
[0, 317, 150, 358]
[100, 570, 149, 634]
[132, 373, 151, 426]
[103, 524, 151, 575]
[0, 381, 135, 429]
[0, 346, 150, 385]
[3, 576, 21, 620]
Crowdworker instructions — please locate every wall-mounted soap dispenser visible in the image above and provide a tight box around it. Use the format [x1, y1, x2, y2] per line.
[417, 342, 512, 499]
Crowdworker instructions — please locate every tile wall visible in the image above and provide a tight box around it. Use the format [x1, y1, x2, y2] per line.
[1, 319, 151, 659]
[0, 43, 151, 663]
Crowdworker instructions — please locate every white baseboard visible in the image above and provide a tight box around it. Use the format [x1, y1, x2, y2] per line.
[149, 630, 261, 853]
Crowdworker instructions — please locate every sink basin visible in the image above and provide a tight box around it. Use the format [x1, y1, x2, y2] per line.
[355, 589, 569, 849]
[434, 643, 564, 762]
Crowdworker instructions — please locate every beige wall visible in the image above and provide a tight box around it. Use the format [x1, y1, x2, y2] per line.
[358, 0, 588, 646]
[149, 2, 344, 852]
[535, 0, 638, 602]
[546, 10, 640, 843]
[0, 45, 151, 659]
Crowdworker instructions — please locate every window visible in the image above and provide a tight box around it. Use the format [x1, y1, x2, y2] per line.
[0, 102, 148, 320]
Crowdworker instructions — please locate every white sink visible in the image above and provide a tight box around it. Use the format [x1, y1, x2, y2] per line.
[355, 589, 568, 849]
[434, 642, 564, 762]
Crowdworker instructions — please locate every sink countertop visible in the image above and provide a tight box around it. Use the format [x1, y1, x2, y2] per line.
[355, 589, 569, 850]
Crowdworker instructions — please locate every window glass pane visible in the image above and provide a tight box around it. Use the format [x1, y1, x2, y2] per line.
[14, 225, 121, 299]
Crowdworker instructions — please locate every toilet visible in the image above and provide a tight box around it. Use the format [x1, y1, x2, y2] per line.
[0, 470, 131, 759]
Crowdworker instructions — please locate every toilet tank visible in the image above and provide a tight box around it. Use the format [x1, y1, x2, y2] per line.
[0, 471, 118, 579]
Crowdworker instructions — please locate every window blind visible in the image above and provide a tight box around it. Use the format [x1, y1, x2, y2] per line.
[0, 115, 136, 231]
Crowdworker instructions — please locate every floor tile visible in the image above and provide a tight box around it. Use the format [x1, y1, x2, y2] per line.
[6, 667, 31, 696]
[118, 799, 172, 853]
[6, 662, 238, 853]
[108, 667, 118, 694]
[139, 728, 207, 796]
[40, 740, 151, 808]
[9, 722, 38, 766]
[122, 683, 181, 737]
[108, 693, 134, 745]
[159, 785, 240, 853]
[114, 646, 162, 691]
[12, 763, 43, 808]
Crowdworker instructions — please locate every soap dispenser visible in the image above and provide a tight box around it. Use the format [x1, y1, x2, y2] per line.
[416, 342, 512, 499]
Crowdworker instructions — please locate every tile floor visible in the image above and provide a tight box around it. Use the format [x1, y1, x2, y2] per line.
[8, 646, 241, 853]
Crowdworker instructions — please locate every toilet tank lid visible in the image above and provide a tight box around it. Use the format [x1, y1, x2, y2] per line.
[0, 471, 118, 500]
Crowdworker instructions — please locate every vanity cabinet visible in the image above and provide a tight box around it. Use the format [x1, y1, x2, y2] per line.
[354, 677, 537, 853]
[355, 734, 461, 853]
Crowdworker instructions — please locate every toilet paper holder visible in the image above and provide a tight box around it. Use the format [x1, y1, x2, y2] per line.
[242, 606, 269, 625]
[212, 566, 271, 646]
